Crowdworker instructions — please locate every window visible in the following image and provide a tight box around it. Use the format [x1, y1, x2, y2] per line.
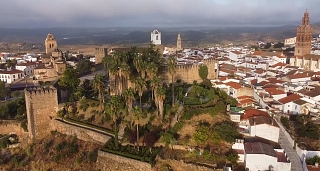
[288, 105, 290, 107]
[295, 105, 297, 110]
[156, 35, 158, 40]
[13, 75, 15, 78]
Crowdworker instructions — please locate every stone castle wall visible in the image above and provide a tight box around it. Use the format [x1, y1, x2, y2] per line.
[164, 58, 219, 83]
[0, 120, 29, 145]
[25, 87, 58, 140]
[96, 150, 153, 171]
[53, 119, 112, 144]
[95, 48, 108, 64]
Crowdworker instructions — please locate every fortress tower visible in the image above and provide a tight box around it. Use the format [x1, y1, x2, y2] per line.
[45, 33, 58, 54]
[151, 29, 161, 45]
[25, 87, 58, 140]
[95, 48, 108, 64]
[177, 33, 182, 50]
[294, 9, 313, 56]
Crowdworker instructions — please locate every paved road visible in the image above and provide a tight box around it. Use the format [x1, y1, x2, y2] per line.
[279, 129, 303, 171]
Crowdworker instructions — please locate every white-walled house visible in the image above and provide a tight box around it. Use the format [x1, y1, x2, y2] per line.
[232, 141, 291, 171]
[15, 62, 38, 76]
[278, 94, 302, 114]
[228, 51, 245, 62]
[239, 109, 280, 143]
[0, 69, 24, 83]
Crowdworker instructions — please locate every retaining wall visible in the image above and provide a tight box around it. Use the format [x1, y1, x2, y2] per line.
[96, 150, 153, 171]
[53, 119, 112, 144]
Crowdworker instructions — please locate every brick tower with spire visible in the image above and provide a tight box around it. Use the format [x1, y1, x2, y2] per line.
[294, 9, 313, 56]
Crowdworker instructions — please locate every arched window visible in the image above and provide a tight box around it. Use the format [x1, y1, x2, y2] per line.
[156, 35, 158, 40]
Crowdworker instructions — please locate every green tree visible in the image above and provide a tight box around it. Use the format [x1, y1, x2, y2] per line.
[151, 77, 162, 107]
[160, 132, 175, 148]
[135, 77, 147, 107]
[106, 95, 123, 149]
[76, 60, 92, 75]
[93, 74, 106, 106]
[213, 122, 239, 143]
[156, 86, 166, 117]
[132, 106, 143, 148]
[198, 64, 208, 81]
[193, 125, 210, 145]
[168, 56, 177, 107]
[59, 67, 80, 92]
[280, 116, 290, 130]
[124, 87, 135, 123]
[0, 81, 6, 100]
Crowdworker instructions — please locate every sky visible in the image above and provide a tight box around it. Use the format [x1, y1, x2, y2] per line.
[1, 0, 320, 28]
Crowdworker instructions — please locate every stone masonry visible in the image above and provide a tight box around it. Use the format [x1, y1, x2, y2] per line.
[25, 86, 58, 140]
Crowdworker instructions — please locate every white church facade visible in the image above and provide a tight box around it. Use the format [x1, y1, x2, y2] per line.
[151, 29, 161, 45]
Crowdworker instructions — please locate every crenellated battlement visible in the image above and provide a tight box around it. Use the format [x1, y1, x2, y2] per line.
[25, 86, 57, 96]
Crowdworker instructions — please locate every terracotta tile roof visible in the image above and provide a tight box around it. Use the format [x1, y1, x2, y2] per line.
[287, 73, 311, 79]
[244, 142, 277, 157]
[259, 81, 269, 85]
[277, 152, 289, 163]
[252, 51, 264, 55]
[254, 69, 264, 74]
[250, 79, 258, 84]
[219, 76, 229, 81]
[226, 82, 242, 89]
[238, 95, 254, 100]
[272, 62, 287, 68]
[220, 68, 235, 74]
[265, 88, 286, 95]
[248, 115, 279, 127]
[0, 69, 23, 74]
[306, 165, 320, 171]
[233, 149, 244, 154]
[278, 94, 302, 104]
[238, 99, 255, 106]
[231, 51, 243, 55]
[16, 62, 37, 66]
[242, 109, 270, 120]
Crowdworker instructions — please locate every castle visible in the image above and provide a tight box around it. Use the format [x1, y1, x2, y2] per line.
[25, 87, 58, 140]
[289, 10, 320, 70]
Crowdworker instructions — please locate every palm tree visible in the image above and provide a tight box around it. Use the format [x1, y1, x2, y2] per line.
[151, 77, 162, 106]
[120, 60, 131, 94]
[107, 95, 122, 149]
[93, 74, 105, 106]
[124, 87, 135, 123]
[146, 62, 158, 81]
[156, 86, 166, 117]
[135, 77, 147, 107]
[168, 56, 177, 107]
[105, 54, 120, 95]
[132, 106, 143, 148]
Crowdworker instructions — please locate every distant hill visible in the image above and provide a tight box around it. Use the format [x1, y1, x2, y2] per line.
[0, 22, 319, 47]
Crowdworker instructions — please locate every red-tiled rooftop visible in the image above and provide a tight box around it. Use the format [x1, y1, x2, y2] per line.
[225, 82, 242, 89]
[307, 165, 320, 171]
[265, 88, 286, 95]
[276, 152, 289, 163]
[244, 142, 277, 157]
[248, 115, 279, 127]
[0, 69, 23, 74]
[242, 109, 270, 120]
[278, 94, 302, 104]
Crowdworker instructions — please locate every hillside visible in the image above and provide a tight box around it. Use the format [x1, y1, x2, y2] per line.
[0, 22, 319, 50]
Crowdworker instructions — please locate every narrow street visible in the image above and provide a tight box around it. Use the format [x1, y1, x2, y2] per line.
[279, 130, 303, 171]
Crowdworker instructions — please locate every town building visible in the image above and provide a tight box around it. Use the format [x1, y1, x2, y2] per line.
[290, 10, 320, 70]
[15, 62, 38, 76]
[232, 140, 291, 171]
[0, 69, 24, 83]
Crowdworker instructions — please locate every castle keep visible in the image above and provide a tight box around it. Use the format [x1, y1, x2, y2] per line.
[25, 87, 58, 140]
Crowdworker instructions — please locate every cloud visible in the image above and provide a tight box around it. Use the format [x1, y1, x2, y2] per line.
[1, 0, 320, 28]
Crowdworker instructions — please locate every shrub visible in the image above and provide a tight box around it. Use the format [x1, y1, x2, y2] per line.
[280, 116, 290, 130]
[88, 150, 98, 163]
[20, 119, 28, 132]
[0, 136, 8, 149]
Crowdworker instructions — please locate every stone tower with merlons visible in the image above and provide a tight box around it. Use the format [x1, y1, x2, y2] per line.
[294, 9, 313, 56]
[45, 33, 58, 54]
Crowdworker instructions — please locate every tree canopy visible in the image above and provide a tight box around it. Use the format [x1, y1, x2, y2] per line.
[59, 67, 80, 91]
[198, 65, 208, 80]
